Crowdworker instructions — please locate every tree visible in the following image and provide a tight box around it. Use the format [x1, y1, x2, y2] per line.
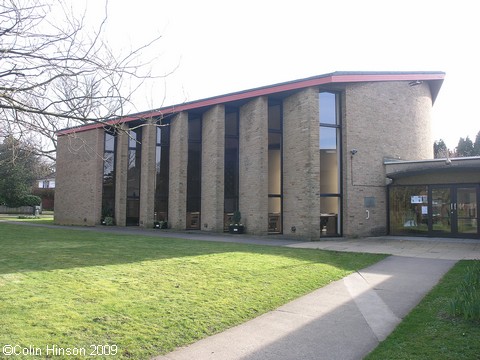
[456, 136, 474, 157]
[433, 139, 448, 158]
[1, 0, 163, 161]
[0, 136, 45, 207]
[473, 131, 480, 156]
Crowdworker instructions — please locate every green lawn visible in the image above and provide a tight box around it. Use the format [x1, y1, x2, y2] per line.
[0, 223, 385, 359]
[366, 260, 480, 360]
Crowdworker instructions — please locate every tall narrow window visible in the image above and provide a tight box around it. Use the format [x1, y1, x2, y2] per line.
[187, 115, 202, 229]
[126, 127, 142, 226]
[319, 92, 341, 236]
[224, 108, 239, 231]
[268, 101, 282, 234]
[102, 131, 116, 222]
[155, 120, 170, 224]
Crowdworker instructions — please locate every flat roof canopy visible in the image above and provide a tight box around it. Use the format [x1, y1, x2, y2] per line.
[386, 157, 480, 181]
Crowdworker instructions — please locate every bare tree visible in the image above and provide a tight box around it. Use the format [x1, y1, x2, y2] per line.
[0, 0, 164, 160]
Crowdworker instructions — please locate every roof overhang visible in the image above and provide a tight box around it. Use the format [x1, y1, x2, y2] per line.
[57, 71, 445, 136]
[387, 165, 480, 180]
[386, 157, 480, 180]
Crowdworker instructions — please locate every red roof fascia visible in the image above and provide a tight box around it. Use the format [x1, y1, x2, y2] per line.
[56, 118, 124, 136]
[329, 73, 444, 83]
[57, 72, 445, 136]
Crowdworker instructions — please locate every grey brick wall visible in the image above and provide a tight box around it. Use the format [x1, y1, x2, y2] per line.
[168, 112, 188, 229]
[201, 105, 225, 232]
[54, 129, 103, 226]
[343, 81, 433, 236]
[283, 87, 321, 239]
[139, 121, 157, 228]
[239, 97, 269, 235]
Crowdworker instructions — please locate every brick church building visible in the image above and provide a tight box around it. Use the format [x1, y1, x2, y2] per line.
[55, 71, 479, 239]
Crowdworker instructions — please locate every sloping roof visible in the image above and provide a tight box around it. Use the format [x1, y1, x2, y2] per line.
[58, 71, 445, 136]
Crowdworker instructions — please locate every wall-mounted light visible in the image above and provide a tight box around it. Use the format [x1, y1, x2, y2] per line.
[442, 149, 452, 165]
[350, 149, 358, 156]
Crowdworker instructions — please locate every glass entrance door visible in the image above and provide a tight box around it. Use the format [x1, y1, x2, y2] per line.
[431, 187, 452, 234]
[430, 185, 479, 237]
[457, 187, 479, 235]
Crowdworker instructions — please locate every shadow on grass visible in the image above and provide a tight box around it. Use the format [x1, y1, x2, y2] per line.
[0, 222, 382, 275]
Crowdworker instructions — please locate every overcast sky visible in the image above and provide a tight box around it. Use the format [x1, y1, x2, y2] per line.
[81, 0, 478, 150]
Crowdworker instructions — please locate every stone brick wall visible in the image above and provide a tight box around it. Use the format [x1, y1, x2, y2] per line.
[343, 81, 433, 236]
[54, 129, 103, 225]
[239, 97, 269, 235]
[201, 105, 225, 232]
[168, 112, 188, 229]
[283, 87, 321, 239]
[139, 121, 157, 228]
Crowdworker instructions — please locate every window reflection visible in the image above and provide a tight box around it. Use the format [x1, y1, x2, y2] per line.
[155, 121, 169, 222]
[126, 127, 142, 226]
[320, 196, 340, 236]
[389, 186, 429, 235]
[105, 133, 115, 152]
[320, 150, 339, 194]
[268, 102, 282, 234]
[319, 92, 341, 236]
[319, 92, 337, 125]
[224, 109, 239, 230]
[187, 116, 202, 229]
[320, 127, 337, 150]
[102, 132, 116, 220]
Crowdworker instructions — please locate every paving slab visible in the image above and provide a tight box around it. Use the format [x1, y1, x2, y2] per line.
[3, 221, 479, 260]
[289, 236, 480, 260]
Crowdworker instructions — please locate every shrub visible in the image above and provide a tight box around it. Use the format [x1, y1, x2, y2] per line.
[450, 261, 480, 321]
[232, 210, 242, 224]
[21, 194, 41, 206]
[18, 215, 40, 219]
[103, 216, 115, 226]
[101, 207, 114, 219]
[153, 220, 168, 229]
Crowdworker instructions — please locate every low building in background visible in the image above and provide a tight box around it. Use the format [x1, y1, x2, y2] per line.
[33, 172, 55, 211]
